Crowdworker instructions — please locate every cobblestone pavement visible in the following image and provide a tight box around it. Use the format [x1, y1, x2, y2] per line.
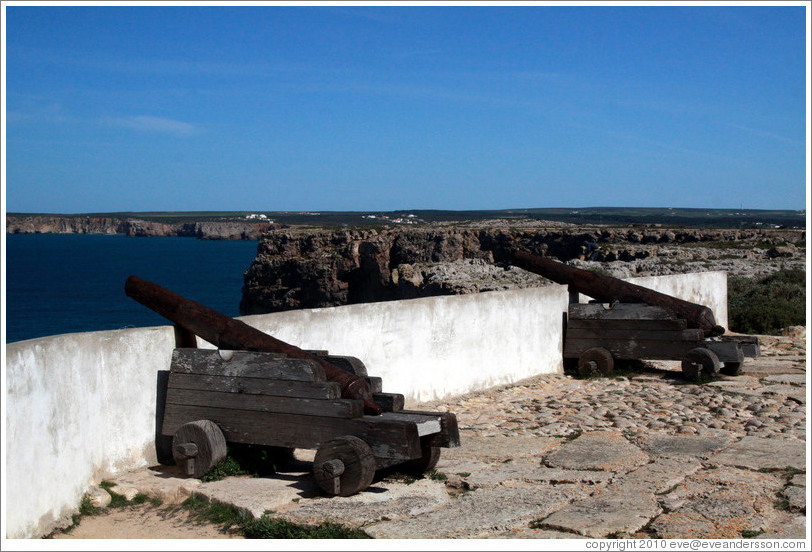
[73, 331, 807, 540]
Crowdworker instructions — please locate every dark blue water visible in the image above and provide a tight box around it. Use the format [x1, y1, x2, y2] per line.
[4, 234, 260, 343]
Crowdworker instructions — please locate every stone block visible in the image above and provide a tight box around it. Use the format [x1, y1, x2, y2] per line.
[108, 485, 139, 501]
[365, 484, 584, 539]
[762, 374, 807, 386]
[87, 487, 111, 509]
[649, 466, 786, 539]
[543, 431, 649, 472]
[539, 490, 660, 538]
[638, 433, 732, 458]
[708, 437, 806, 471]
[281, 478, 451, 526]
[782, 485, 806, 513]
[611, 457, 702, 494]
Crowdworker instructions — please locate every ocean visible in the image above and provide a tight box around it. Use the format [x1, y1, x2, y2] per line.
[4, 234, 261, 344]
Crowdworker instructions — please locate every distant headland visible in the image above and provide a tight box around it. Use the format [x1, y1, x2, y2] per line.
[5, 207, 806, 239]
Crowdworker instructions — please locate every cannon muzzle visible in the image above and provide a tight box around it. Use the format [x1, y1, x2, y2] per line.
[512, 250, 725, 337]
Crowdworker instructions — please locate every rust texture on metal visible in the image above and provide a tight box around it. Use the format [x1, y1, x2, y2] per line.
[125, 275, 382, 415]
[511, 250, 725, 337]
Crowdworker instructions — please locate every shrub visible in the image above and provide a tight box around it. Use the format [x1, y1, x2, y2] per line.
[728, 270, 806, 335]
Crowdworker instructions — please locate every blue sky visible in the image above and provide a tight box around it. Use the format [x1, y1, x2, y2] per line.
[2, 2, 809, 213]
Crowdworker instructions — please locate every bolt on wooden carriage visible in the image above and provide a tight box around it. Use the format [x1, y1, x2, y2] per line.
[161, 347, 459, 496]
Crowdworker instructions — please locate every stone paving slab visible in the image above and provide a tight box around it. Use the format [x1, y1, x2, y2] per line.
[364, 484, 585, 539]
[280, 478, 451, 526]
[708, 436, 806, 471]
[755, 514, 807, 539]
[491, 527, 587, 539]
[782, 485, 806, 513]
[442, 434, 561, 461]
[197, 473, 316, 518]
[760, 384, 807, 402]
[742, 358, 805, 376]
[539, 490, 660, 538]
[650, 466, 787, 539]
[763, 374, 808, 385]
[111, 465, 202, 504]
[543, 431, 649, 472]
[637, 433, 732, 458]
[609, 457, 702, 494]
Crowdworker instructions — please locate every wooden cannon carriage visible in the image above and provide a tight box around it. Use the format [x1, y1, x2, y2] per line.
[161, 347, 459, 496]
[125, 275, 459, 496]
[563, 302, 760, 379]
[511, 250, 760, 381]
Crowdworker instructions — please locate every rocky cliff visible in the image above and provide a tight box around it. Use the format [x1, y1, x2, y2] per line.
[239, 223, 805, 315]
[6, 215, 272, 240]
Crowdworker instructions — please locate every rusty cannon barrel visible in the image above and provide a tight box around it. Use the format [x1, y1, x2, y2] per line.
[125, 275, 382, 415]
[511, 250, 725, 337]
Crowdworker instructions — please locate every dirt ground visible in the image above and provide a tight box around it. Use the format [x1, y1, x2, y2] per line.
[50, 502, 242, 540]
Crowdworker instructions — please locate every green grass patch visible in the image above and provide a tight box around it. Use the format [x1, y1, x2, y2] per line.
[427, 469, 448, 481]
[79, 494, 101, 517]
[243, 516, 370, 539]
[181, 495, 249, 531]
[201, 456, 246, 482]
[181, 495, 369, 538]
[201, 444, 296, 482]
[564, 429, 583, 442]
[741, 529, 765, 538]
[381, 471, 418, 485]
[100, 480, 131, 508]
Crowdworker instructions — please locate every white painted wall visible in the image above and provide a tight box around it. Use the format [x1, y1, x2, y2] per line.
[629, 271, 728, 329]
[3, 271, 727, 538]
[240, 283, 569, 404]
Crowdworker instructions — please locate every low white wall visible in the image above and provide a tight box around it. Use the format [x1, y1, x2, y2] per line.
[240, 283, 569, 404]
[3, 271, 727, 538]
[4, 326, 178, 540]
[628, 271, 728, 329]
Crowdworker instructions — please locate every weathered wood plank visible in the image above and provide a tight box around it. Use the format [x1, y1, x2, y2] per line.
[366, 376, 383, 394]
[378, 412, 441, 437]
[703, 342, 745, 363]
[566, 318, 688, 331]
[564, 338, 703, 361]
[165, 388, 363, 419]
[171, 348, 325, 382]
[399, 410, 461, 448]
[565, 327, 704, 342]
[168, 372, 342, 399]
[324, 355, 368, 377]
[161, 405, 422, 461]
[713, 335, 761, 358]
[569, 303, 678, 321]
[373, 393, 405, 412]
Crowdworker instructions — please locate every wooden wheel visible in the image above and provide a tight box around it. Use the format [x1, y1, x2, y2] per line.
[578, 347, 614, 377]
[402, 437, 441, 474]
[172, 420, 227, 478]
[721, 362, 742, 376]
[313, 436, 376, 496]
[682, 348, 722, 381]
